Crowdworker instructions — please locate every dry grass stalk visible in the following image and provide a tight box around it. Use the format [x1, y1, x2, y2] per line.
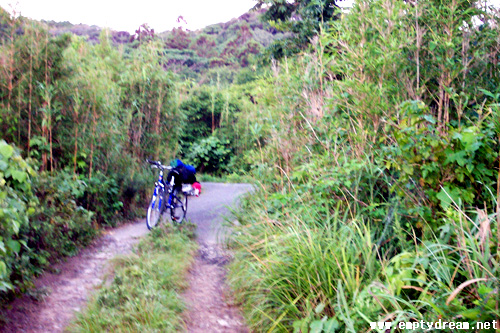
[301, 89, 324, 120]
[475, 208, 491, 255]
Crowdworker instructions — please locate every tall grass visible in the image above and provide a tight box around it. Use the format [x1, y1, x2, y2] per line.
[229, 189, 500, 331]
[224, 0, 500, 331]
[228, 188, 387, 331]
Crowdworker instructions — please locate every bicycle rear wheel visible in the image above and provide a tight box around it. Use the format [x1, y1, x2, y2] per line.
[147, 188, 165, 229]
[170, 189, 187, 223]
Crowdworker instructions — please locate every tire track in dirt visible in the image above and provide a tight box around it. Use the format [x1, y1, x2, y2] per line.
[182, 182, 252, 333]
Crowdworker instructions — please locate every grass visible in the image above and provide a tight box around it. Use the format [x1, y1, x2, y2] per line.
[227, 185, 500, 332]
[68, 222, 197, 332]
[228, 199, 383, 332]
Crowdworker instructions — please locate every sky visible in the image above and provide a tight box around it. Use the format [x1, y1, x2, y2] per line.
[0, 0, 497, 34]
[0, 0, 259, 33]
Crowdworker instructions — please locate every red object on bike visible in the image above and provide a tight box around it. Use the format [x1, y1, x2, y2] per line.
[192, 182, 201, 196]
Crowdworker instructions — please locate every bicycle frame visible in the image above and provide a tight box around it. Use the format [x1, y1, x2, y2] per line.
[166, 169, 180, 205]
[146, 159, 187, 228]
[152, 168, 166, 212]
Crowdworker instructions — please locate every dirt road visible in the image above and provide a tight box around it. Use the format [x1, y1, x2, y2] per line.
[183, 182, 252, 333]
[0, 182, 252, 332]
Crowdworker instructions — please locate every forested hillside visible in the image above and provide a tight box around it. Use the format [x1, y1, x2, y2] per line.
[2, 0, 500, 331]
[161, 9, 283, 82]
[44, 9, 284, 82]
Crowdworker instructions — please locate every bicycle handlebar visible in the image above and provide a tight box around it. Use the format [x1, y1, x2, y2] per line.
[146, 159, 172, 170]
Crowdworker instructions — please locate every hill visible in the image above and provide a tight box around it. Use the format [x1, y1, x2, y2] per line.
[41, 9, 284, 83]
[43, 20, 132, 44]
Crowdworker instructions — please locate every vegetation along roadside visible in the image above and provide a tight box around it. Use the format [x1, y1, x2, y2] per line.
[226, 0, 500, 332]
[0, 3, 277, 304]
[69, 223, 197, 331]
[3, 0, 500, 332]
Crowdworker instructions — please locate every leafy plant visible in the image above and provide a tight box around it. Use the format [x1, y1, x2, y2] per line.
[255, 0, 346, 57]
[185, 135, 232, 174]
[0, 140, 36, 292]
[78, 172, 123, 227]
[29, 170, 96, 259]
[226, 0, 500, 331]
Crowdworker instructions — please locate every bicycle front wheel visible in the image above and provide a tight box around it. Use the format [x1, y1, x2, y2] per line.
[147, 188, 164, 229]
[170, 190, 187, 224]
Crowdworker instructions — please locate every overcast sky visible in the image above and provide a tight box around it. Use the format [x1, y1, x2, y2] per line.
[0, 0, 259, 32]
[0, 0, 497, 34]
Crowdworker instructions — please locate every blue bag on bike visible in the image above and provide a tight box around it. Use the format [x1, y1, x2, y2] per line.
[168, 159, 197, 186]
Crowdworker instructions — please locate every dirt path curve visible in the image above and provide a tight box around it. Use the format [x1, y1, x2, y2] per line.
[1, 182, 251, 332]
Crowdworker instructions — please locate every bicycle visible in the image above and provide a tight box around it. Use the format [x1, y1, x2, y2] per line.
[146, 159, 188, 229]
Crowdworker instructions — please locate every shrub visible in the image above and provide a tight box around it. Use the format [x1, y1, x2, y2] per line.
[30, 170, 96, 259]
[0, 140, 36, 293]
[5, 169, 97, 297]
[0, 143, 97, 299]
[185, 135, 232, 174]
[118, 167, 151, 220]
[78, 172, 123, 227]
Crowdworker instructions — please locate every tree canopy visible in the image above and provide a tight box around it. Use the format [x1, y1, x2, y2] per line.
[254, 0, 346, 57]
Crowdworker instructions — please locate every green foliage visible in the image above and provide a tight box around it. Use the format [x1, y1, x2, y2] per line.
[160, 10, 282, 82]
[255, 0, 345, 57]
[179, 86, 240, 173]
[0, 141, 35, 293]
[29, 170, 96, 259]
[228, 191, 384, 331]
[78, 172, 122, 227]
[227, 0, 500, 331]
[185, 135, 232, 174]
[164, 27, 192, 50]
[70, 223, 197, 331]
[230, 188, 500, 331]
[0, 14, 183, 302]
[0, 15, 181, 220]
[118, 166, 152, 220]
[4, 1, 500, 330]
[0, 142, 97, 298]
[386, 101, 498, 225]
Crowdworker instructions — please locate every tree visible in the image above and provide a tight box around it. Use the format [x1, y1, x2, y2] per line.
[164, 27, 191, 50]
[129, 24, 156, 47]
[254, 0, 345, 57]
[178, 86, 239, 156]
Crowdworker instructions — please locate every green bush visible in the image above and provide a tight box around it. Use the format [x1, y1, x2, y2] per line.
[79, 172, 123, 227]
[4, 169, 96, 297]
[118, 167, 151, 220]
[30, 170, 96, 259]
[185, 135, 232, 174]
[0, 143, 98, 299]
[0, 140, 36, 293]
[178, 86, 239, 155]
[386, 101, 498, 227]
